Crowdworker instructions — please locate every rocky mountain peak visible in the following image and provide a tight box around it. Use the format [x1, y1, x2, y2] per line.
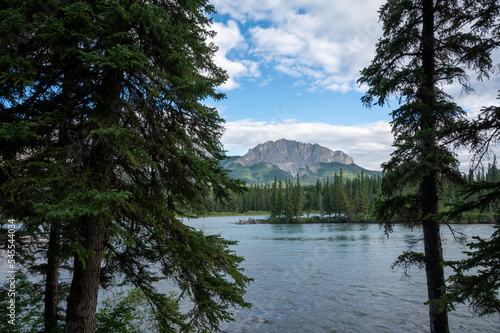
[234, 139, 354, 175]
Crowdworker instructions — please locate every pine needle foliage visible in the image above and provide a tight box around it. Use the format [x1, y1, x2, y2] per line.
[0, 1, 250, 332]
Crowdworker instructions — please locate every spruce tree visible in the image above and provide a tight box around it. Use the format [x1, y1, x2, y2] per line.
[294, 173, 303, 220]
[0, 1, 250, 332]
[323, 177, 333, 217]
[359, 1, 498, 332]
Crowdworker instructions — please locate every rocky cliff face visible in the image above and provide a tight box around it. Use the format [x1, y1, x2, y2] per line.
[234, 139, 354, 175]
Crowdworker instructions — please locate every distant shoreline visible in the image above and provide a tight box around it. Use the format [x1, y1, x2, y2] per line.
[228, 215, 497, 225]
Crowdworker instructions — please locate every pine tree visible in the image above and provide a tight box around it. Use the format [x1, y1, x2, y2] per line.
[294, 173, 303, 220]
[276, 178, 285, 219]
[355, 172, 370, 215]
[270, 177, 278, 217]
[323, 177, 333, 217]
[317, 180, 325, 219]
[332, 169, 352, 218]
[0, 1, 250, 332]
[359, 1, 498, 331]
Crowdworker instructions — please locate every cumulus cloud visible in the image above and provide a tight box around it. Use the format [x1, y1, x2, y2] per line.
[211, 0, 385, 92]
[250, 27, 305, 57]
[211, 1, 499, 106]
[210, 21, 260, 90]
[222, 119, 393, 171]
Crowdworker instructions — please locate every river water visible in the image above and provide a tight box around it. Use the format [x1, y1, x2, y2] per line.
[184, 216, 500, 333]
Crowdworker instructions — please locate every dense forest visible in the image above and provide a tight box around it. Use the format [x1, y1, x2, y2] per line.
[212, 159, 500, 223]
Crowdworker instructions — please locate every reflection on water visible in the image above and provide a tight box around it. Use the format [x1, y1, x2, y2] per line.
[184, 217, 500, 333]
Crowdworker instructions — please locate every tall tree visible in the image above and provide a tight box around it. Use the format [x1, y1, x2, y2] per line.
[359, 0, 498, 332]
[294, 173, 303, 220]
[0, 1, 250, 332]
[333, 170, 351, 217]
[323, 177, 333, 217]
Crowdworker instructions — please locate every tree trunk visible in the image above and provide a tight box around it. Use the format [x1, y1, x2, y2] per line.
[65, 68, 119, 332]
[420, 0, 449, 332]
[64, 141, 111, 332]
[65, 216, 106, 333]
[45, 221, 60, 332]
[421, 175, 449, 333]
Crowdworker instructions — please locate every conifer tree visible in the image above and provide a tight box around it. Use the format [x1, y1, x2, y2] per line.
[277, 178, 285, 218]
[294, 173, 303, 219]
[270, 177, 278, 217]
[317, 180, 325, 219]
[355, 172, 370, 214]
[323, 177, 333, 216]
[359, 1, 498, 332]
[333, 170, 351, 217]
[0, 1, 250, 332]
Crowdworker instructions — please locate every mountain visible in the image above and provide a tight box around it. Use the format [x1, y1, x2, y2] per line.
[223, 139, 380, 185]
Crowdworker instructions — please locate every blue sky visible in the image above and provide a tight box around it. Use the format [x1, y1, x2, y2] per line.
[208, 0, 500, 171]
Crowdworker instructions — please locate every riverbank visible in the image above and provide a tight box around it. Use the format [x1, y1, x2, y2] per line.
[234, 215, 497, 225]
[202, 211, 497, 224]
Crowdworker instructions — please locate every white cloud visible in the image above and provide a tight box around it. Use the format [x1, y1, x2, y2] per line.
[222, 119, 393, 171]
[258, 77, 273, 87]
[211, 0, 385, 91]
[324, 82, 352, 94]
[211, 1, 500, 108]
[222, 119, 496, 172]
[444, 75, 500, 114]
[250, 27, 305, 57]
[211, 21, 260, 90]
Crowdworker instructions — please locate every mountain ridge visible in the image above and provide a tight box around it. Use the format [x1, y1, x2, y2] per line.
[223, 139, 379, 185]
[234, 139, 354, 175]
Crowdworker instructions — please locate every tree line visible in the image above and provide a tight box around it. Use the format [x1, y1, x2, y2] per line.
[212, 171, 381, 220]
[213, 159, 499, 224]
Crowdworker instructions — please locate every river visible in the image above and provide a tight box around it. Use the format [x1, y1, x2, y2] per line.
[184, 216, 500, 333]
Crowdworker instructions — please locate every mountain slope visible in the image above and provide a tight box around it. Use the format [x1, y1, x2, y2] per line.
[223, 139, 379, 184]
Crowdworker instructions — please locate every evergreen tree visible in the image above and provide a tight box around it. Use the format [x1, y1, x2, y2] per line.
[294, 173, 303, 220]
[0, 1, 250, 332]
[332, 169, 352, 217]
[355, 172, 370, 214]
[317, 180, 325, 219]
[270, 177, 278, 217]
[323, 177, 333, 216]
[359, 0, 498, 332]
[276, 178, 285, 218]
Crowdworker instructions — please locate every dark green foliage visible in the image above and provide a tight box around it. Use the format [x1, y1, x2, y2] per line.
[438, 103, 500, 315]
[0, 275, 166, 333]
[436, 224, 500, 316]
[0, 0, 250, 331]
[435, 225, 500, 316]
[359, 0, 498, 331]
[214, 172, 383, 222]
[94, 288, 166, 333]
[391, 251, 427, 280]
